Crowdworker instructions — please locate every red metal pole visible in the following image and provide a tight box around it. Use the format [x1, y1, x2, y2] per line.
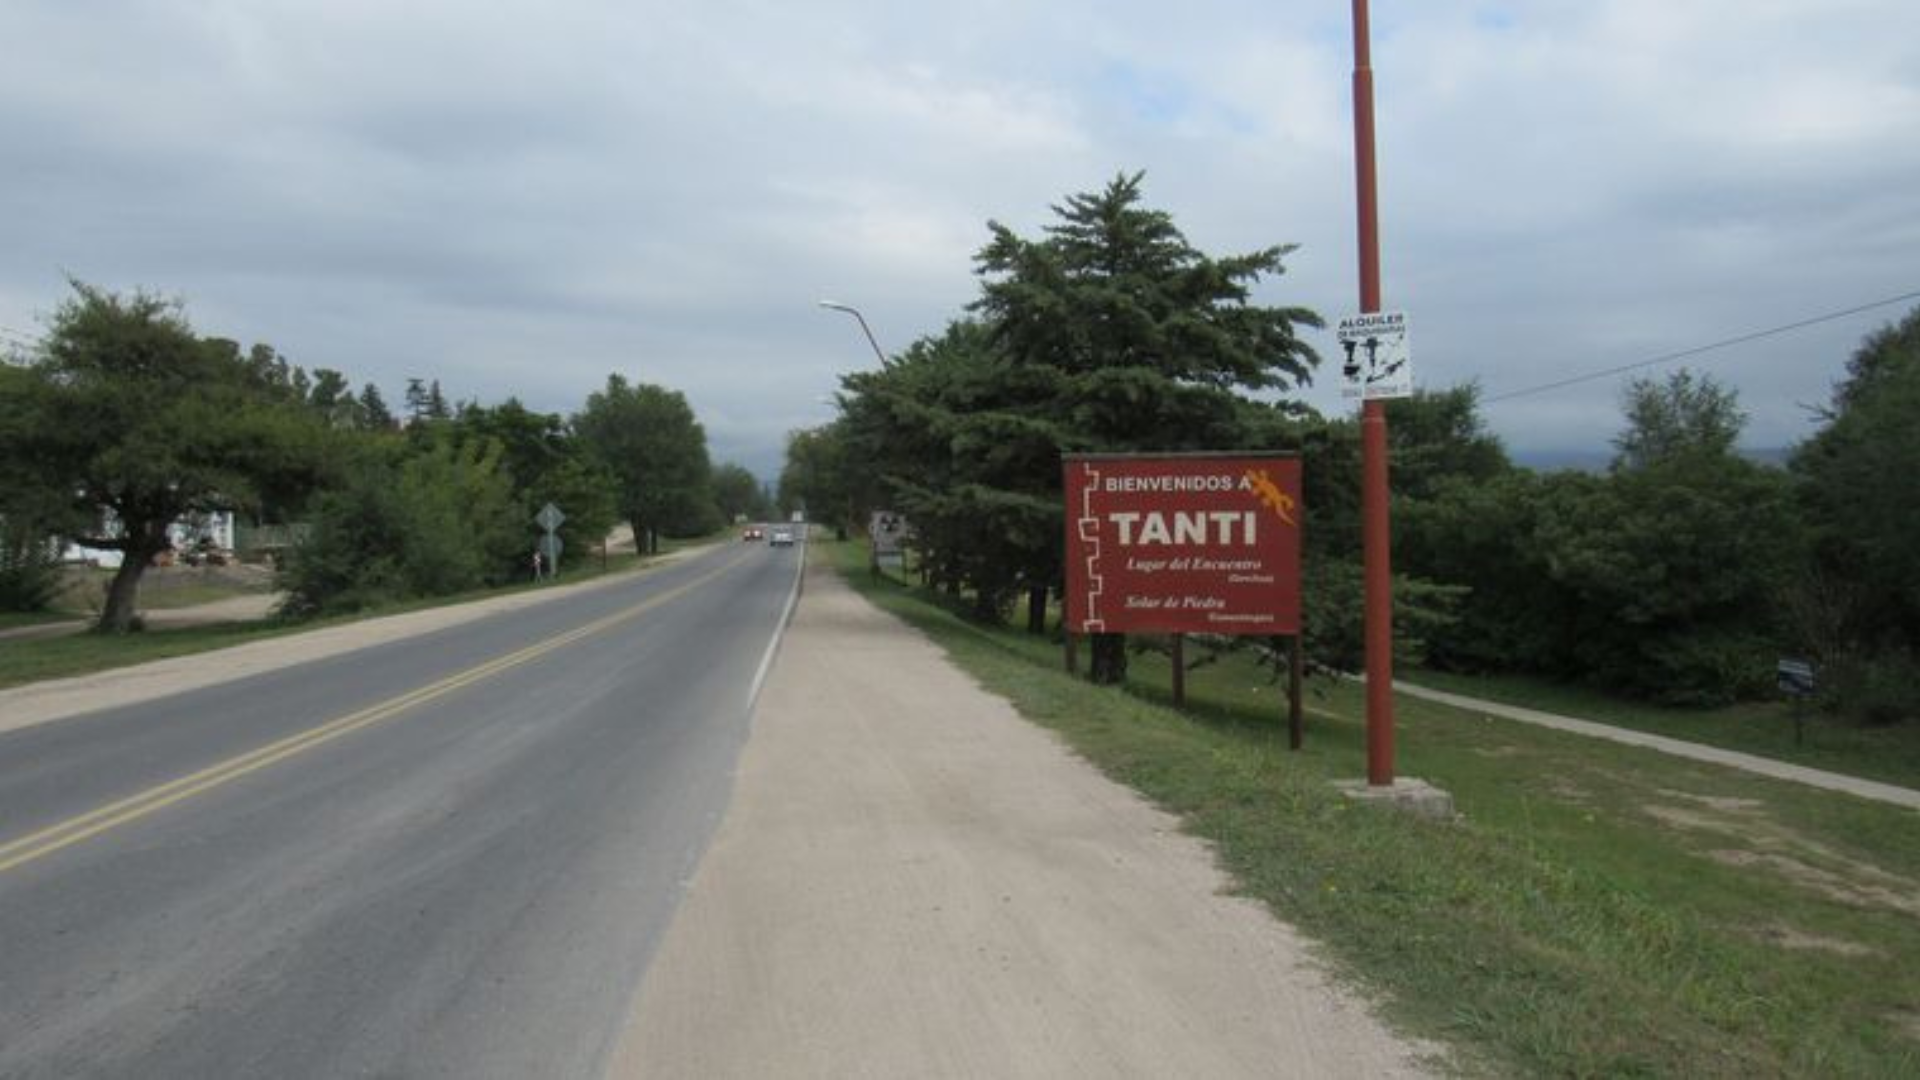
[1353, 0, 1395, 786]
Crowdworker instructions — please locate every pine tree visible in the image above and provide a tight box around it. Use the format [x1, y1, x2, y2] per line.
[359, 383, 394, 430]
[425, 379, 451, 421]
[844, 173, 1322, 681]
[405, 377, 429, 422]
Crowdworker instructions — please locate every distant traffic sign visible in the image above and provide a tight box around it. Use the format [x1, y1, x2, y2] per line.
[535, 502, 567, 532]
[1337, 310, 1413, 400]
[1777, 658, 1816, 696]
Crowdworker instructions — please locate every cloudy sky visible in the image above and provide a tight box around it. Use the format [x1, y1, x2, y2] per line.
[3, 1, 1915, 478]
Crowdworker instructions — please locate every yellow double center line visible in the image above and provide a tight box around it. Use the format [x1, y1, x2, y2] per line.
[0, 554, 750, 876]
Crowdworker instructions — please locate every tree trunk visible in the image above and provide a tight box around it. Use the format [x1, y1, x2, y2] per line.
[1089, 632, 1128, 685]
[97, 542, 164, 633]
[1026, 586, 1048, 635]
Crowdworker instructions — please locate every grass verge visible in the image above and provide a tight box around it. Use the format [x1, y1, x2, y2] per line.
[0, 621, 319, 689]
[0, 611, 75, 632]
[824, 540, 1920, 1077]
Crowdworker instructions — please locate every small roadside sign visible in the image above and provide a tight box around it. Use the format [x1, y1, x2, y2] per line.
[535, 502, 567, 532]
[1337, 310, 1413, 401]
[870, 511, 908, 573]
[1777, 658, 1816, 696]
[539, 533, 563, 565]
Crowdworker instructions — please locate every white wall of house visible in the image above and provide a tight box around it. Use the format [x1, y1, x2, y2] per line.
[59, 510, 235, 568]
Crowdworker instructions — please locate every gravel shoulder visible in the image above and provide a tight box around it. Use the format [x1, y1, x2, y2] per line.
[610, 558, 1434, 1078]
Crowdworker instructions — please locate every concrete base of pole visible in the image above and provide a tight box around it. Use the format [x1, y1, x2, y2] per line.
[1332, 777, 1455, 821]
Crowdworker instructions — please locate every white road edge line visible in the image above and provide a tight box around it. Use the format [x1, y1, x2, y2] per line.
[747, 537, 807, 710]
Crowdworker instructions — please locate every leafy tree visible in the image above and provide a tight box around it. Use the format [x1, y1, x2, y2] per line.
[0, 523, 62, 611]
[279, 433, 520, 614]
[1288, 402, 1471, 676]
[1396, 372, 1799, 703]
[10, 283, 325, 631]
[1385, 383, 1511, 501]
[306, 368, 359, 429]
[215, 340, 307, 405]
[1552, 456, 1798, 703]
[0, 363, 72, 610]
[1612, 369, 1743, 471]
[710, 462, 771, 524]
[575, 376, 715, 552]
[448, 398, 618, 567]
[1791, 306, 1920, 721]
[778, 420, 871, 538]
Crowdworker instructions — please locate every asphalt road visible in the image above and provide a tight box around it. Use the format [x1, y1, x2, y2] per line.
[0, 541, 801, 1079]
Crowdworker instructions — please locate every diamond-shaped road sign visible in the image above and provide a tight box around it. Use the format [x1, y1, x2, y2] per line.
[535, 502, 566, 532]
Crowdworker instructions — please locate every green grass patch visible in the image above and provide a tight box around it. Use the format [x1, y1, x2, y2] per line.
[826, 540, 1920, 1077]
[1404, 667, 1920, 791]
[0, 620, 317, 688]
[0, 611, 78, 632]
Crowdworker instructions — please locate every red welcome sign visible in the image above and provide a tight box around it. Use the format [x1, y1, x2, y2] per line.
[1063, 453, 1302, 635]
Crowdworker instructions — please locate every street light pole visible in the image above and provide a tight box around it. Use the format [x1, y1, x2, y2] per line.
[817, 300, 889, 367]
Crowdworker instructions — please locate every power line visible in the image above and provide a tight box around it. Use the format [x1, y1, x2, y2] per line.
[1483, 288, 1920, 404]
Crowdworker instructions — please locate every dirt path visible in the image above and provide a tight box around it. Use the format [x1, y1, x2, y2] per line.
[0, 594, 281, 642]
[610, 560, 1434, 1078]
[1393, 681, 1920, 810]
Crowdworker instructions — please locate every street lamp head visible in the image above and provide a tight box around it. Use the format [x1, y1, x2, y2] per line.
[815, 299, 889, 367]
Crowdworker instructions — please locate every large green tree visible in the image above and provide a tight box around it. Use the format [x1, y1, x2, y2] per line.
[847, 173, 1322, 680]
[710, 462, 772, 525]
[1791, 305, 1920, 721]
[1612, 368, 1744, 471]
[575, 376, 715, 553]
[778, 420, 871, 538]
[0, 362, 75, 610]
[1399, 370, 1799, 704]
[840, 319, 1060, 619]
[6, 283, 323, 631]
[449, 398, 619, 567]
[279, 433, 521, 615]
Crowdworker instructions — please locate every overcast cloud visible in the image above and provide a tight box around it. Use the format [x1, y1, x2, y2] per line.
[3, 1, 1915, 478]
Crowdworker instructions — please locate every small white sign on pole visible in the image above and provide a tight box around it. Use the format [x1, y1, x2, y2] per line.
[1337, 310, 1413, 401]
